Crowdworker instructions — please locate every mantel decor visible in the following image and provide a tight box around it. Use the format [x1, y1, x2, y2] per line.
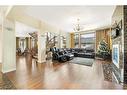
[111, 20, 122, 39]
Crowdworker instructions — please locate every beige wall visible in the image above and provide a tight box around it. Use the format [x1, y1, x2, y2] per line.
[70, 33, 74, 48]
[0, 26, 2, 63]
[65, 32, 70, 48]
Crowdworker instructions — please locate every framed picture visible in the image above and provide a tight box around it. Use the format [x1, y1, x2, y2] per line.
[112, 44, 119, 68]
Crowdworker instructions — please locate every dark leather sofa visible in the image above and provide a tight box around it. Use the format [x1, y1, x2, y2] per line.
[68, 48, 95, 58]
[50, 47, 74, 62]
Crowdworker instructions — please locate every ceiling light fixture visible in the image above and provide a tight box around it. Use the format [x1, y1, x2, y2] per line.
[73, 18, 83, 32]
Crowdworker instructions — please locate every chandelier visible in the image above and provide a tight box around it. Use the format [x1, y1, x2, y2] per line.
[73, 18, 83, 32]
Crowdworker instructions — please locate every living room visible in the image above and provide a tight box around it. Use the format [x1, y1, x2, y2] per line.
[0, 5, 127, 89]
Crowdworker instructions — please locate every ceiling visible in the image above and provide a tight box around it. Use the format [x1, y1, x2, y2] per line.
[22, 6, 116, 32]
[0, 6, 8, 25]
[15, 21, 38, 37]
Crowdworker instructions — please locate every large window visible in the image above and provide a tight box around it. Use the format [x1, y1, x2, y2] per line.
[19, 38, 26, 53]
[80, 32, 95, 50]
[74, 34, 79, 48]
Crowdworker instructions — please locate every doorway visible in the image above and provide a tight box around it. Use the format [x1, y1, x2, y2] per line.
[15, 21, 38, 64]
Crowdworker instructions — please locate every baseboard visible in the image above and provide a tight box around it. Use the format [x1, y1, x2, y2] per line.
[112, 72, 119, 84]
[2, 68, 16, 73]
[38, 60, 46, 63]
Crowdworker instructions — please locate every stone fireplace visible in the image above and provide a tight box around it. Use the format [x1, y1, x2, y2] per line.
[112, 37, 123, 83]
[111, 5, 127, 85]
[111, 6, 124, 84]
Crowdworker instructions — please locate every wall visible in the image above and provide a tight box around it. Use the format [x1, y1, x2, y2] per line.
[0, 9, 2, 63]
[112, 5, 124, 83]
[0, 26, 2, 63]
[123, 6, 127, 84]
[16, 37, 19, 49]
[70, 33, 74, 48]
[66, 32, 70, 48]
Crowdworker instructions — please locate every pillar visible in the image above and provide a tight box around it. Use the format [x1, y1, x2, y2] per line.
[2, 18, 16, 73]
[38, 22, 46, 63]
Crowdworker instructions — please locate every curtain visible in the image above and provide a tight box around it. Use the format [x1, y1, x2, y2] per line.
[70, 33, 74, 48]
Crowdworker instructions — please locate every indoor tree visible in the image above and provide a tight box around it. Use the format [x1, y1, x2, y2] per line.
[97, 39, 110, 59]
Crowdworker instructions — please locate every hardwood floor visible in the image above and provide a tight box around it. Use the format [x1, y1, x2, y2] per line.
[5, 55, 123, 89]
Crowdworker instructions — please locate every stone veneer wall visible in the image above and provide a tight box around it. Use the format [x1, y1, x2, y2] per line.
[112, 6, 124, 83]
[124, 5, 127, 84]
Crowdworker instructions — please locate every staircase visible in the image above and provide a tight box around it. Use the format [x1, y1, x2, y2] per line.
[28, 32, 58, 52]
[46, 35, 58, 54]
[29, 32, 38, 41]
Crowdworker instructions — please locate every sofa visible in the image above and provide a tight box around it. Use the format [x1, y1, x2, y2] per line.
[50, 47, 74, 62]
[69, 48, 95, 58]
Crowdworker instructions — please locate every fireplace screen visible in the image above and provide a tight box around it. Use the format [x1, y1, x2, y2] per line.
[112, 44, 119, 68]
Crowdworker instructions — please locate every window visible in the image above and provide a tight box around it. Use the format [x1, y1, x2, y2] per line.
[80, 32, 95, 50]
[19, 38, 26, 53]
[74, 34, 79, 48]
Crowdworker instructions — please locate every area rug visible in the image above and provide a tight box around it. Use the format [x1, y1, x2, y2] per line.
[0, 72, 16, 89]
[102, 63, 113, 82]
[69, 57, 94, 67]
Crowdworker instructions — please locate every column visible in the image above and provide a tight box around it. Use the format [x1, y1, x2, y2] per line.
[38, 22, 46, 63]
[2, 18, 16, 73]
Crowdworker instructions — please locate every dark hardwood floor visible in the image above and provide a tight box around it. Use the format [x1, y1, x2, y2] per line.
[4, 54, 123, 89]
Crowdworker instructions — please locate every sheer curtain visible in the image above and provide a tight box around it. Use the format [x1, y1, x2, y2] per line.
[19, 38, 26, 53]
